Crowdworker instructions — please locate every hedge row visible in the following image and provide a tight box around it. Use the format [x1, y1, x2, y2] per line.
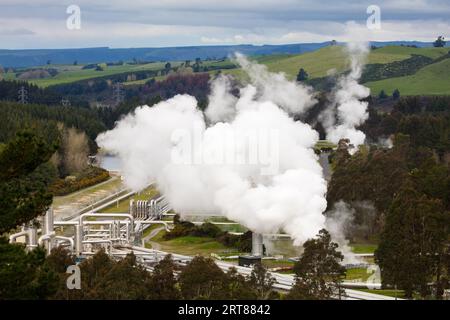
[49, 166, 110, 196]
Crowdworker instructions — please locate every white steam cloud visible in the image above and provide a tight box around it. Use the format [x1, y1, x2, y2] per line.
[97, 49, 371, 256]
[321, 42, 371, 149]
[204, 74, 237, 124]
[97, 54, 326, 245]
[234, 52, 317, 115]
[325, 201, 362, 265]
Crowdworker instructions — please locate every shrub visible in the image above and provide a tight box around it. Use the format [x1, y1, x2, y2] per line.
[49, 166, 110, 196]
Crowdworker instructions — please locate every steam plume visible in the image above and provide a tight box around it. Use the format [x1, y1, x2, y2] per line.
[321, 42, 371, 149]
[97, 54, 327, 245]
[325, 201, 362, 265]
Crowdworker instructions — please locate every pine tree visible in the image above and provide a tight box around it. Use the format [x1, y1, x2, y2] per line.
[375, 183, 449, 299]
[287, 229, 346, 300]
[393, 88, 400, 100]
[0, 131, 57, 233]
[248, 262, 277, 300]
[148, 254, 181, 299]
[296, 68, 309, 82]
[179, 256, 227, 299]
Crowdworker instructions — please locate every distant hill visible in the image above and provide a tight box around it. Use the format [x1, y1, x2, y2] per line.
[0, 41, 442, 68]
[219, 45, 450, 96]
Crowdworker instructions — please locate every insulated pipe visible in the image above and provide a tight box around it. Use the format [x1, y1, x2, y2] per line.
[75, 224, 82, 255]
[54, 221, 79, 226]
[28, 227, 38, 249]
[82, 239, 112, 254]
[252, 233, 264, 257]
[139, 220, 171, 232]
[83, 220, 119, 225]
[54, 236, 74, 251]
[43, 208, 54, 235]
[9, 230, 29, 243]
[38, 231, 55, 253]
[54, 221, 80, 254]
[80, 213, 134, 242]
[38, 232, 55, 245]
[79, 213, 134, 226]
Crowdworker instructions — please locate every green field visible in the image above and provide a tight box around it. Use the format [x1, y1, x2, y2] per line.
[99, 186, 159, 213]
[356, 288, 406, 299]
[52, 176, 123, 208]
[371, 45, 449, 60]
[248, 45, 448, 80]
[366, 57, 450, 96]
[350, 243, 378, 254]
[25, 62, 181, 87]
[260, 46, 348, 79]
[147, 231, 237, 256]
[345, 268, 371, 281]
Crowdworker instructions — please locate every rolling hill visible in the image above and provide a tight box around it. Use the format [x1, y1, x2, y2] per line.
[3, 44, 449, 96]
[365, 57, 450, 96]
[252, 45, 450, 96]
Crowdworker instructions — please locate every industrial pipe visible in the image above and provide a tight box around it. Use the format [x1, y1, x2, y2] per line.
[138, 220, 171, 232]
[54, 236, 75, 251]
[9, 230, 29, 243]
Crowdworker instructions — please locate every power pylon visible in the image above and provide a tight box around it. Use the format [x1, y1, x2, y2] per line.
[18, 86, 28, 104]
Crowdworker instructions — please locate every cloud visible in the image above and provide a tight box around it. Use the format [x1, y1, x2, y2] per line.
[0, 27, 34, 36]
[0, 1, 449, 48]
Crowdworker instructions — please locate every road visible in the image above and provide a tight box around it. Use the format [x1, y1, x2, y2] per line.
[119, 245, 401, 300]
[142, 226, 164, 250]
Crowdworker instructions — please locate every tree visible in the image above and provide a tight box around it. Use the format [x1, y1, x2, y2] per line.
[225, 267, 256, 299]
[43, 246, 77, 299]
[179, 256, 227, 299]
[148, 255, 181, 299]
[0, 238, 58, 299]
[287, 229, 346, 300]
[378, 89, 388, 99]
[247, 262, 277, 300]
[94, 253, 152, 299]
[58, 126, 89, 175]
[375, 184, 449, 299]
[393, 88, 400, 100]
[95, 63, 107, 71]
[0, 131, 56, 233]
[296, 68, 309, 82]
[433, 36, 446, 48]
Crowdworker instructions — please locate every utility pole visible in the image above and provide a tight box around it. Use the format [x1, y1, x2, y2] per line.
[18, 86, 28, 104]
[112, 82, 124, 106]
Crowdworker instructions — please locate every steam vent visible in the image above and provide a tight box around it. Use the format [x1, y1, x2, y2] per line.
[238, 232, 263, 267]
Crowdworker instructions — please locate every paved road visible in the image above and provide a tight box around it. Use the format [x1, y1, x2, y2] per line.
[142, 226, 164, 250]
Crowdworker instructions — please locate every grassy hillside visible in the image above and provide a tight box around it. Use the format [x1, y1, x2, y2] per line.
[366, 57, 450, 96]
[7, 45, 450, 96]
[260, 45, 449, 80]
[27, 62, 180, 87]
[262, 46, 347, 79]
[371, 46, 449, 59]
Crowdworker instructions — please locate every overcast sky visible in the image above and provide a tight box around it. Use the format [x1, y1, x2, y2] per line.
[0, 0, 449, 49]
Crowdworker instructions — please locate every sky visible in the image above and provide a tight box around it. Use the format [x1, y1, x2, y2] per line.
[0, 0, 449, 49]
